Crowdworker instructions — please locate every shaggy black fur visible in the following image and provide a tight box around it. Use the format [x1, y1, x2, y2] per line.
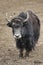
[7, 11, 40, 57]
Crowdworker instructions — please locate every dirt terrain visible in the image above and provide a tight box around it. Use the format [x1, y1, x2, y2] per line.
[0, 0, 43, 65]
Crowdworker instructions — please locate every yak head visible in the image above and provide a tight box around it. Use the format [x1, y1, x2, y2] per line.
[6, 12, 29, 39]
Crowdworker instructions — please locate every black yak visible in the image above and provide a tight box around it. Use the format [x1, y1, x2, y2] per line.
[6, 11, 40, 57]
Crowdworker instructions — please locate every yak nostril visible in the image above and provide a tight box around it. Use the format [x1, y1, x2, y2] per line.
[14, 35, 19, 38]
[14, 34, 21, 39]
[16, 36, 19, 38]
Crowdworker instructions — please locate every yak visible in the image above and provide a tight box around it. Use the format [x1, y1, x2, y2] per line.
[6, 11, 40, 58]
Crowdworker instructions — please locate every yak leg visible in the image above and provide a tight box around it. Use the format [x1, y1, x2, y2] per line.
[19, 49, 23, 58]
[25, 50, 29, 57]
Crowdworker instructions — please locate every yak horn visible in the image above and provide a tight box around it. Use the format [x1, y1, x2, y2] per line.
[24, 12, 29, 22]
[5, 13, 12, 22]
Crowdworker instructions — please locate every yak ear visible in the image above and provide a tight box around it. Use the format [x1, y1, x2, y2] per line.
[7, 22, 12, 27]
